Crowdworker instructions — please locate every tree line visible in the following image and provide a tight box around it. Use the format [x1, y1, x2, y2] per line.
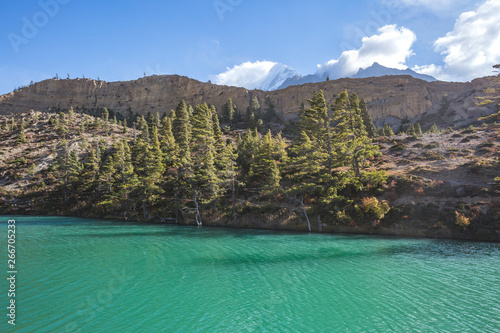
[5, 90, 390, 226]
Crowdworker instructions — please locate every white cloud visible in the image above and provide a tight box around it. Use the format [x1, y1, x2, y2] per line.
[317, 25, 416, 78]
[412, 64, 452, 81]
[429, 0, 500, 81]
[213, 61, 276, 89]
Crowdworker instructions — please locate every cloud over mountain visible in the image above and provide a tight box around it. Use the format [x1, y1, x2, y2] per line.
[316, 25, 416, 79]
[416, 0, 500, 81]
[212, 61, 298, 91]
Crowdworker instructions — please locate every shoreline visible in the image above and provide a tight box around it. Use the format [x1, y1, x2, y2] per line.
[3, 212, 499, 243]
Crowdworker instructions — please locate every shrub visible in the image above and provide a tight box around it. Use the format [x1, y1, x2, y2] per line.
[461, 125, 477, 134]
[390, 143, 407, 151]
[424, 142, 439, 149]
[336, 210, 351, 224]
[357, 197, 391, 220]
[423, 151, 445, 161]
[455, 211, 470, 230]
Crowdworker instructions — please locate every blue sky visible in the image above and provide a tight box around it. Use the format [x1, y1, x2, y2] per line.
[1, 0, 499, 94]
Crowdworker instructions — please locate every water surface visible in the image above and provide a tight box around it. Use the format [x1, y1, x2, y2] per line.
[1, 216, 499, 332]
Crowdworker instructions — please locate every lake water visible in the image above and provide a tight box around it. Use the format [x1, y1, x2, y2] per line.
[1, 216, 499, 332]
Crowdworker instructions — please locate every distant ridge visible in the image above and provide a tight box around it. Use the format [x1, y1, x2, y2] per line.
[351, 62, 436, 82]
[277, 62, 436, 89]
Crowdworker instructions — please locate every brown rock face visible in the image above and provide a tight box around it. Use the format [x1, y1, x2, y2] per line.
[0, 74, 498, 127]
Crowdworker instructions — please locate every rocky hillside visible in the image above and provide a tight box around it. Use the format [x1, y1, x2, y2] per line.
[1, 111, 498, 241]
[0, 75, 499, 129]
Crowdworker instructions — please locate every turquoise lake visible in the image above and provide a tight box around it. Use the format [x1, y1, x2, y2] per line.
[1, 216, 499, 332]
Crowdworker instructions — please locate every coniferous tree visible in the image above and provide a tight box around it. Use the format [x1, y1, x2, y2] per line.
[428, 123, 439, 134]
[102, 108, 110, 133]
[237, 128, 260, 184]
[16, 129, 27, 145]
[251, 96, 261, 118]
[132, 126, 165, 219]
[264, 96, 277, 122]
[248, 113, 257, 130]
[160, 116, 177, 168]
[212, 111, 224, 154]
[249, 130, 281, 192]
[99, 148, 117, 193]
[172, 100, 191, 163]
[222, 98, 235, 125]
[191, 104, 213, 148]
[331, 91, 379, 180]
[360, 98, 376, 137]
[407, 123, 416, 136]
[415, 123, 423, 136]
[383, 124, 394, 137]
[80, 146, 100, 193]
[299, 90, 328, 142]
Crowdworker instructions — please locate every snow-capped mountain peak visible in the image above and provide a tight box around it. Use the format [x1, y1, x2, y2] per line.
[213, 61, 299, 91]
[256, 63, 299, 91]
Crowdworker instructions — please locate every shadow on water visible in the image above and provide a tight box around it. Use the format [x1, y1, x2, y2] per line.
[190, 247, 377, 267]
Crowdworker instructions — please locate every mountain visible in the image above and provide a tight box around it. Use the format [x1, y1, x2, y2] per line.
[352, 62, 436, 82]
[277, 62, 436, 89]
[254, 63, 299, 91]
[0, 74, 497, 130]
[277, 73, 324, 90]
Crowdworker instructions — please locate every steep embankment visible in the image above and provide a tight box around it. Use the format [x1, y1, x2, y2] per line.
[1, 75, 498, 127]
[0, 111, 499, 241]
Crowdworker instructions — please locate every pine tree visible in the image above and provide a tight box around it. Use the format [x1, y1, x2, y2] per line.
[132, 126, 165, 219]
[115, 140, 139, 200]
[286, 130, 329, 230]
[16, 129, 27, 145]
[360, 98, 376, 137]
[287, 131, 326, 183]
[407, 123, 416, 136]
[248, 113, 257, 130]
[191, 104, 213, 148]
[264, 96, 277, 121]
[99, 149, 117, 193]
[415, 123, 423, 136]
[222, 98, 235, 124]
[67, 150, 82, 185]
[383, 124, 394, 137]
[251, 96, 261, 118]
[160, 116, 177, 168]
[236, 129, 260, 183]
[428, 123, 439, 134]
[331, 91, 379, 179]
[80, 146, 100, 193]
[217, 141, 239, 218]
[102, 108, 110, 133]
[249, 130, 281, 192]
[172, 100, 191, 163]
[212, 111, 224, 154]
[299, 90, 329, 142]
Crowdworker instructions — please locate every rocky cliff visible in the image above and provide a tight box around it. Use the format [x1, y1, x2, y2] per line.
[1, 74, 498, 127]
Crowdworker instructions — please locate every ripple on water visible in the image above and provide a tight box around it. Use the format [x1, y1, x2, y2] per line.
[1, 217, 499, 332]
